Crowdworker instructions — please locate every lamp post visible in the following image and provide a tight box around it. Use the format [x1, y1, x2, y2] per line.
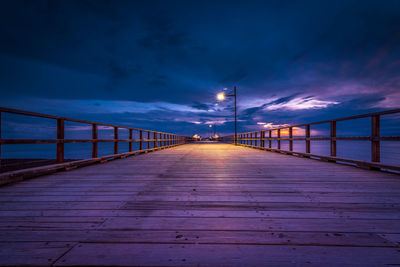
[217, 86, 237, 145]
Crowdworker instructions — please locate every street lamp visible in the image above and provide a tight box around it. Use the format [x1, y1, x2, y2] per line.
[216, 86, 237, 145]
[209, 124, 217, 139]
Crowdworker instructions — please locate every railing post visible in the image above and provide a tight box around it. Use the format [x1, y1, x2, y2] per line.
[306, 125, 310, 154]
[92, 124, 98, 158]
[146, 131, 150, 148]
[139, 130, 143, 150]
[154, 132, 157, 148]
[114, 127, 118, 155]
[129, 129, 133, 152]
[330, 121, 336, 157]
[164, 133, 166, 147]
[260, 131, 265, 148]
[268, 130, 272, 148]
[277, 129, 281, 150]
[289, 127, 293, 152]
[254, 132, 257, 147]
[371, 115, 380, 162]
[56, 119, 64, 163]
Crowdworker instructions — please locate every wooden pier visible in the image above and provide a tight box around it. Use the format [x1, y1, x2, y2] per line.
[1, 142, 400, 266]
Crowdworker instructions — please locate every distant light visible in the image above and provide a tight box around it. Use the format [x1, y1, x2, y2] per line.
[223, 88, 228, 91]
[217, 93, 225, 101]
[209, 125, 213, 127]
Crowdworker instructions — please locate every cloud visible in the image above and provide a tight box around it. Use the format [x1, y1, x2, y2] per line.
[265, 96, 339, 111]
[268, 94, 301, 105]
[191, 102, 213, 111]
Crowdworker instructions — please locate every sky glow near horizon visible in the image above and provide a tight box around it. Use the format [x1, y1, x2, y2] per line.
[0, 0, 399, 137]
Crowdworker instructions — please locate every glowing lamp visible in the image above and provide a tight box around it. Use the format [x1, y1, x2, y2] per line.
[217, 93, 225, 101]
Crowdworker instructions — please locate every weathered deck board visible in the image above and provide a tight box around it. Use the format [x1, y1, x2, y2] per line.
[0, 143, 399, 266]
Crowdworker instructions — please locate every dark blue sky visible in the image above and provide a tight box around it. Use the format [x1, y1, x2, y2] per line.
[1, 0, 399, 136]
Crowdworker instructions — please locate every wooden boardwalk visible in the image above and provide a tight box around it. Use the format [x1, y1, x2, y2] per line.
[0, 143, 400, 266]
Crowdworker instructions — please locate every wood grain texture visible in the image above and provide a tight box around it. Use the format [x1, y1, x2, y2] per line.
[0, 143, 399, 266]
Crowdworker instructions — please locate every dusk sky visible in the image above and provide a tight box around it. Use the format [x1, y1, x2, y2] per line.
[1, 0, 399, 137]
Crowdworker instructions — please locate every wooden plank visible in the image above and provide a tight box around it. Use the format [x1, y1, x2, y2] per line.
[98, 216, 400, 233]
[0, 230, 395, 247]
[1, 209, 400, 219]
[1, 193, 400, 203]
[0, 242, 74, 266]
[55, 243, 400, 266]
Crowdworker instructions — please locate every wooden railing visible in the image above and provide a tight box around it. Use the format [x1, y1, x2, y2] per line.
[221, 109, 400, 172]
[0, 107, 188, 183]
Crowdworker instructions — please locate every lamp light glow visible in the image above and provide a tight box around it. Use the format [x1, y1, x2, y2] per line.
[217, 93, 225, 101]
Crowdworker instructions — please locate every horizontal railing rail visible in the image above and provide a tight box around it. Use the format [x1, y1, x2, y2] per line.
[221, 109, 400, 172]
[0, 106, 188, 183]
